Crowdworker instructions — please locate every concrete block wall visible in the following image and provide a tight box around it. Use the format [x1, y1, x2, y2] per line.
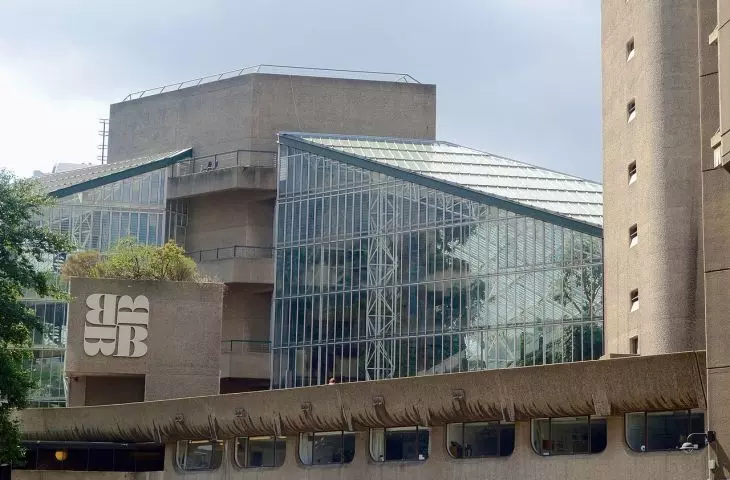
[107, 73, 436, 163]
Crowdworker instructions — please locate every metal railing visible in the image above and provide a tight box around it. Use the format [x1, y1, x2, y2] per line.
[171, 149, 276, 178]
[186, 245, 274, 262]
[221, 339, 272, 354]
[124, 64, 422, 101]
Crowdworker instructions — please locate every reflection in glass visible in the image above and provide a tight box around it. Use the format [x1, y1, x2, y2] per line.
[447, 422, 515, 458]
[531, 417, 606, 456]
[175, 441, 223, 471]
[299, 432, 356, 465]
[234, 436, 286, 468]
[273, 146, 604, 388]
[370, 427, 430, 462]
[625, 410, 706, 452]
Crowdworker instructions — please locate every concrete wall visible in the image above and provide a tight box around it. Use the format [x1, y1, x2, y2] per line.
[107, 73, 436, 163]
[704, 3, 730, 478]
[602, 0, 705, 355]
[167, 165, 277, 200]
[147, 420, 704, 480]
[65, 278, 224, 405]
[184, 190, 275, 254]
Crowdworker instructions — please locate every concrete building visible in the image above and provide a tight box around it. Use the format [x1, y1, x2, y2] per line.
[11, 31, 730, 478]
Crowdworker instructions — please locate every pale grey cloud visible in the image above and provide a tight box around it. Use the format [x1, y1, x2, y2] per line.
[0, 0, 601, 181]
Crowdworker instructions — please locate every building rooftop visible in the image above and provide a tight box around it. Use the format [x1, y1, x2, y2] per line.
[35, 149, 192, 198]
[285, 133, 603, 227]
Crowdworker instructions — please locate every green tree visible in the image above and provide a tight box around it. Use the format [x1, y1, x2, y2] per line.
[0, 170, 71, 463]
[62, 238, 203, 282]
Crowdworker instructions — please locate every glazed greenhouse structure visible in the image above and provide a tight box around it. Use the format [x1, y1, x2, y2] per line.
[271, 134, 604, 389]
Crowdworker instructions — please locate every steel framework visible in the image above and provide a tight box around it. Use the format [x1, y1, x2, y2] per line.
[364, 188, 399, 380]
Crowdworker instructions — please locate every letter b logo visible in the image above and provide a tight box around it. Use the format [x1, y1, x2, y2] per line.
[84, 294, 149, 358]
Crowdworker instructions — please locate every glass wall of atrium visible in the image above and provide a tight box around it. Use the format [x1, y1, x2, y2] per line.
[272, 143, 603, 389]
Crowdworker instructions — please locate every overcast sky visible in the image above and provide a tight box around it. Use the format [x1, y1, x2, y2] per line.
[0, 0, 601, 181]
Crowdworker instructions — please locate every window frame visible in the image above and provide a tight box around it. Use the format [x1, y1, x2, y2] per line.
[298, 431, 356, 466]
[233, 436, 286, 469]
[369, 426, 431, 463]
[625, 410, 706, 453]
[174, 440, 224, 472]
[531, 416, 607, 456]
[446, 421, 515, 459]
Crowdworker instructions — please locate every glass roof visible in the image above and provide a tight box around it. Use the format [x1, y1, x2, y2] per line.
[292, 134, 602, 226]
[36, 149, 191, 197]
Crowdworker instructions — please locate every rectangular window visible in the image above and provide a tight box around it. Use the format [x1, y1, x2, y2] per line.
[625, 410, 705, 452]
[626, 38, 635, 61]
[629, 224, 638, 248]
[531, 417, 607, 455]
[299, 431, 355, 465]
[630, 289, 639, 312]
[174, 441, 223, 472]
[234, 436, 286, 468]
[714, 145, 723, 168]
[627, 100, 636, 122]
[628, 162, 637, 185]
[370, 426, 430, 462]
[630, 336, 639, 354]
[447, 422, 515, 458]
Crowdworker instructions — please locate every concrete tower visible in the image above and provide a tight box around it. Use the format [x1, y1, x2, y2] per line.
[601, 0, 711, 356]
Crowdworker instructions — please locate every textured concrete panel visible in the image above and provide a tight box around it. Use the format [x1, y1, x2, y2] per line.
[19, 352, 706, 443]
[107, 73, 436, 163]
[167, 166, 276, 199]
[196, 257, 274, 285]
[602, 0, 704, 355]
[184, 190, 275, 254]
[65, 278, 224, 404]
[702, 168, 730, 272]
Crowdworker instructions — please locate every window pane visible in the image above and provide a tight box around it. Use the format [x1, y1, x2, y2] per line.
[647, 411, 690, 451]
[176, 441, 223, 471]
[532, 418, 551, 456]
[590, 418, 607, 453]
[551, 417, 590, 455]
[626, 412, 646, 452]
[448, 422, 515, 458]
[236, 437, 286, 468]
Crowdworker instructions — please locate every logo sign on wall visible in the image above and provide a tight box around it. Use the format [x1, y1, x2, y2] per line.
[83, 294, 149, 358]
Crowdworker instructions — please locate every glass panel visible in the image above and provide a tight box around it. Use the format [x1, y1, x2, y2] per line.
[531, 417, 605, 456]
[625, 412, 646, 452]
[447, 422, 515, 458]
[299, 432, 355, 466]
[370, 427, 430, 462]
[271, 145, 604, 389]
[175, 440, 223, 471]
[235, 436, 286, 468]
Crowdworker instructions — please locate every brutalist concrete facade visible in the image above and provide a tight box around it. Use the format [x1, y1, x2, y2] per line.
[601, 0, 708, 356]
[107, 73, 437, 162]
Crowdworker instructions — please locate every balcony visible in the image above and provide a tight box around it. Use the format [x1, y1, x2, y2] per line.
[167, 150, 277, 199]
[187, 245, 274, 286]
[220, 339, 271, 380]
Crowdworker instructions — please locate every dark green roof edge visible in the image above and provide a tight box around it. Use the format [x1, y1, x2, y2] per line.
[48, 149, 193, 199]
[278, 134, 603, 238]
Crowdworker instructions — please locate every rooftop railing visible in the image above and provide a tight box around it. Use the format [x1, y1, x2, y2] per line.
[186, 245, 274, 263]
[221, 339, 271, 354]
[124, 64, 421, 101]
[171, 149, 276, 178]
